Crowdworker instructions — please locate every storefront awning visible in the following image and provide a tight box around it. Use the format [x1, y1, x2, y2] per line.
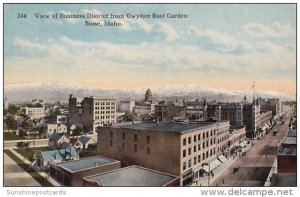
[218, 155, 227, 163]
[202, 159, 222, 172]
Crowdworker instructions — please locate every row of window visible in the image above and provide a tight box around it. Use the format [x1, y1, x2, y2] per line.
[95, 106, 116, 110]
[95, 115, 115, 120]
[182, 139, 216, 158]
[95, 102, 116, 106]
[183, 130, 217, 146]
[182, 149, 216, 171]
[95, 111, 115, 114]
[109, 140, 151, 154]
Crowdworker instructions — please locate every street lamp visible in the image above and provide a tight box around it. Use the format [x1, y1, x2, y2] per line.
[202, 163, 210, 186]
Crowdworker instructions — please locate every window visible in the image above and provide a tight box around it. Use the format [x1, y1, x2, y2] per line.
[147, 147, 150, 154]
[134, 134, 138, 142]
[206, 141, 209, 147]
[122, 133, 125, 140]
[198, 155, 201, 163]
[183, 138, 186, 146]
[206, 132, 209, 138]
[194, 135, 197, 142]
[210, 130, 213, 136]
[134, 144, 137, 152]
[183, 162, 187, 171]
[147, 136, 150, 144]
[198, 134, 201, 141]
[188, 148, 191, 155]
[203, 142, 205, 149]
[194, 146, 196, 152]
[210, 149, 213, 156]
[183, 150, 186, 158]
[203, 133, 205, 139]
[202, 153, 205, 160]
[198, 144, 201, 151]
[188, 159, 191, 168]
[188, 137, 191, 144]
[194, 157, 197, 165]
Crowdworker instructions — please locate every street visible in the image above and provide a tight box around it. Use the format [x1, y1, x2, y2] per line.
[213, 112, 292, 186]
[4, 153, 41, 186]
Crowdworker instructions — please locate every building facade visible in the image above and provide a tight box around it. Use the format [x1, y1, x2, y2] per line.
[68, 95, 117, 133]
[97, 120, 230, 186]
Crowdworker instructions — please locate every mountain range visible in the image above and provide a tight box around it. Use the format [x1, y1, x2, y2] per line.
[4, 81, 296, 103]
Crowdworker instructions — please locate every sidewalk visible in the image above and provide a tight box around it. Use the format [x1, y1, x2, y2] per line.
[9, 148, 61, 186]
[194, 143, 253, 186]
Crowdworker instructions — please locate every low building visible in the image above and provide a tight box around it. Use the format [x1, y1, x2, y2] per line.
[227, 126, 247, 156]
[48, 133, 69, 149]
[49, 156, 120, 186]
[267, 127, 297, 187]
[277, 129, 296, 173]
[69, 136, 96, 150]
[83, 165, 179, 186]
[57, 115, 68, 124]
[35, 147, 79, 170]
[22, 106, 46, 119]
[97, 120, 230, 186]
[47, 123, 67, 136]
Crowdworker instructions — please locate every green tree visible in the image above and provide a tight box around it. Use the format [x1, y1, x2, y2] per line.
[8, 105, 20, 116]
[5, 116, 18, 130]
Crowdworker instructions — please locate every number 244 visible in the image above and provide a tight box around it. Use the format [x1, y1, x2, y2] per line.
[17, 13, 26, 18]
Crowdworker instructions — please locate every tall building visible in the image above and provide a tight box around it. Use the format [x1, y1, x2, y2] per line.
[155, 101, 187, 122]
[68, 95, 117, 133]
[97, 120, 230, 186]
[258, 98, 281, 118]
[206, 100, 260, 138]
[145, 88, 153, 102]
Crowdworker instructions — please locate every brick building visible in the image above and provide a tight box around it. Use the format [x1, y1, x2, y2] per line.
[96, 120, 230, 186]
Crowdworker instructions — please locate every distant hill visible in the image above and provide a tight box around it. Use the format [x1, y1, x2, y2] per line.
[4, 81, 296, 103]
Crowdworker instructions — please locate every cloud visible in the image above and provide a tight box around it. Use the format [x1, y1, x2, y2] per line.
[244, 22, 295, 38]
[155, 22, 180, 42]
[188, 26, 239, 51]
[11, 36, 295, 76]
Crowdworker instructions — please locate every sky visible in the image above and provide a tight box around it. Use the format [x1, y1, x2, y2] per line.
[4, 4, 296, 94]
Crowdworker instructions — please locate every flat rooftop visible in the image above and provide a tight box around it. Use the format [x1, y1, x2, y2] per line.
[279, 146, 297, 155]
[108, 122, 224, 133]
[283, 137, 297, 145]
[287, 129, 297, 137]
[83, 165, 178, 186]
[271, 173, 296, 187]
[57, 156, 118, 173]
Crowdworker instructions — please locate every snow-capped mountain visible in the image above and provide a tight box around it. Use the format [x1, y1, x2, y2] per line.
[4, 81, 295, 103]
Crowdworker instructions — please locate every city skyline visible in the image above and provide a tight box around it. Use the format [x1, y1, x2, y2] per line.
[4, 4, 296, 94]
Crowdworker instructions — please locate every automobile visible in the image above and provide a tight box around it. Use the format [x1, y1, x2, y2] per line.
[273, 129, 278, 136]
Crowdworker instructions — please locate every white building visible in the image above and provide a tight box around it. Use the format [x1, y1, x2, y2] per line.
[22, 107, 46, 119]
[47, 123, 67, 136]
[69, 95, 117, 133]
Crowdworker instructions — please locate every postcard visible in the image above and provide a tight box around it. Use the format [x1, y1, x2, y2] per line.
[2, 3, 297, 192]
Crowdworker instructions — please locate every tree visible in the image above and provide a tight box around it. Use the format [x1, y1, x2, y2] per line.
[5, 116, 18, 130]
[7, 105, 20, 116]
